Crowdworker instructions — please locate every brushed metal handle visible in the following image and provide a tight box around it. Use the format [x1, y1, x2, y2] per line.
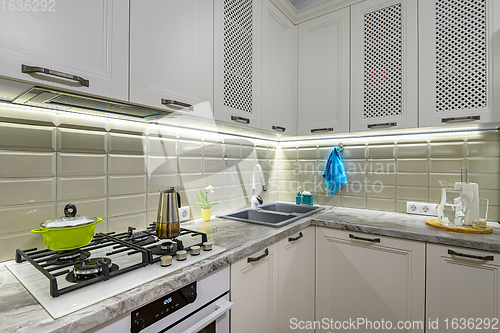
[272, 126, 286, 132]
[367, 122, 397, 129]
[231, 116, 250, 124]
[349, 234, 380, 243]
[288, 232, 303, 242]
[161, 99, 193, 111]
[448, 249, 493, 261]
[22, 64, 89, 87]
[311, 127, 333, 133]
[247, 248, 269, 263]
[442, 115, 480, 123]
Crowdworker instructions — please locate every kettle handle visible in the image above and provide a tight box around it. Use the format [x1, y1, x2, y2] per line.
[177, 192, 181, 208]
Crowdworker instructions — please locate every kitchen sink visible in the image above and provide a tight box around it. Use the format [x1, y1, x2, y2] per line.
[217, 201, 324, 227]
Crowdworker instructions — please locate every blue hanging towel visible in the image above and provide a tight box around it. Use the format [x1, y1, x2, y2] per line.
[322, 147, 347, 196]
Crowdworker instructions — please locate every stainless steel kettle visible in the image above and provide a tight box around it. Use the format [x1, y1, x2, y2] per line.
[156, 187, 181, 239]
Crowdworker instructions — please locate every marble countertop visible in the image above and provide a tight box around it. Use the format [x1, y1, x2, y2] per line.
[1, 205, 499, 333]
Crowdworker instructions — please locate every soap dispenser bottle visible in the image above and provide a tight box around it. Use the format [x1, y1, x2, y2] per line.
[296, 186, 302, 205]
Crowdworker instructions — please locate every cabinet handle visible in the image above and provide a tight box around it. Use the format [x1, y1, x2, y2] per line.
[311, 127, 333, 133]
[231, 116, 250, 124]
[161, 99, 193, 111]
[247, 248, 269, 263]
[288, 232, 303, 242]
[442, 115, 480, 123]
[349, 234, 380, 243]
[22, 64, 89, 87]
[367, 122, 397, 129]
[272, 126, 286, 132]
[448, 249, 493, 261]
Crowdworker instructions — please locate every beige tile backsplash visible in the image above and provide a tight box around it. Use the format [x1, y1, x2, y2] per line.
[0, 105, 499, 262]
[281, 130, 499, 224]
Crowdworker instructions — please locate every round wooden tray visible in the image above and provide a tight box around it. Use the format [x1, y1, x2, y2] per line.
[426, 219, 492, 234]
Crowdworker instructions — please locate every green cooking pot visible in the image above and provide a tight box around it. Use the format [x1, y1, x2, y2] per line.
[31, 204, 103, 251]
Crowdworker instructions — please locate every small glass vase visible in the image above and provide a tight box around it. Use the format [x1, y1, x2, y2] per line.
[201, 207, 212, 222]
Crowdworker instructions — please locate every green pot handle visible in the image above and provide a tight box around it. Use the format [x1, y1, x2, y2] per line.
[31, 228, 46, 234]
[95, 218, 103, 224]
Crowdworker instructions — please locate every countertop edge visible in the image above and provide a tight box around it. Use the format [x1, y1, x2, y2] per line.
[4, 205, 500, 333]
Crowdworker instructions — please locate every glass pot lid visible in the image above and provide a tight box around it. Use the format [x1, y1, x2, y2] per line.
[41, 216, 97, 229]
[40, 203, 97, 229]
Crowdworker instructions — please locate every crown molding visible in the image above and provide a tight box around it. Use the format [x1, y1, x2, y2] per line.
[270, 0, 366, 24]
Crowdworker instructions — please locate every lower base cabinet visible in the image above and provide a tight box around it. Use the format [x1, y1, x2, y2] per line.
[231, 226, 499, 333]
[230, 227, 314, 333]
[426, 244, 500, 333]
[315, 227, 425, 333]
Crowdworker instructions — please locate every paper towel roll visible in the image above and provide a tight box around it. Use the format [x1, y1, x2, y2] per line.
[455, 182, 479, 225]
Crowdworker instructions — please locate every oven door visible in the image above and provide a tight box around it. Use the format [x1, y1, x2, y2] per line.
[143, 294, 232, 333]
[179, 295, 232, 333]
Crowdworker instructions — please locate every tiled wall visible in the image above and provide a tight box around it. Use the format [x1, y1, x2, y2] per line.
[0, 103, 498, 262]
[0, 105, 278, 261]
[278, 130, 500, 222]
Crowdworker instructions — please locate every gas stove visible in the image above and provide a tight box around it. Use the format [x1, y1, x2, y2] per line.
[5, 225, 225, 319]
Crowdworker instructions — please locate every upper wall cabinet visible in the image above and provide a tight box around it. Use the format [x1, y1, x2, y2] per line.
[297, 7, 350, 136]
[129, 0, 214, 118]
[350, 0, 418, 132]
[0, 0, 129, 101]
[419, 0, 499, 126]
[214, 0, 263, 129]
[262, 0, 298, 136]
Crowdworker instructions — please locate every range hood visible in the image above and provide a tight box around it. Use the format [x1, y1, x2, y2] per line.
[11, 86, 174, 120]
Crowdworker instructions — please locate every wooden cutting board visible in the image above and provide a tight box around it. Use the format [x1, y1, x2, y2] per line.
[426, 219, 492, 234]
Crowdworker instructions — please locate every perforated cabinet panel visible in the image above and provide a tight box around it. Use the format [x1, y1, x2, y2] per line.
[223, 0, 253, 114]
[363, 3, 403, 120]
[435, 0, 487, 113]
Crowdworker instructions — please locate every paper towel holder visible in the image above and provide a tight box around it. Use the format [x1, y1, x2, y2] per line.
[461, 167, 468, 183]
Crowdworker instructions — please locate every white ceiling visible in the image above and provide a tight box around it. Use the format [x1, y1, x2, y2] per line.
[288, 0, 326, 11]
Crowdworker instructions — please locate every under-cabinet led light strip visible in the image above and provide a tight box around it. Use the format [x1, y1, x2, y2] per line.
[1, 101, 498, 144]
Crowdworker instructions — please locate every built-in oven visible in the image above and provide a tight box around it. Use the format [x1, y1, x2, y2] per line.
[87, 266, 231, 333]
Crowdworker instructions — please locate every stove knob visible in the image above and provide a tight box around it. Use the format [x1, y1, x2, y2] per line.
[176, 250, 187, 261]
[161, 255, 172, 267]
[202, 241, 213, 251]
[190, 245, 201, 256]
[131, 318, 145, 333]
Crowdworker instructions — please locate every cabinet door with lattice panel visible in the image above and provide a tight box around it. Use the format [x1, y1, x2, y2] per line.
[214, 0, 263, 130]
[351, 0, 418, 132]
[419, 0, 499, 127]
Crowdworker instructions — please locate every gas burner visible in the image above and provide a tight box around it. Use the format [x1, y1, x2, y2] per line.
[130, 235, 155, 245]
[151, 240, 178, 256]
[47, 250, 91, 265]
[66, 258, 119, 283]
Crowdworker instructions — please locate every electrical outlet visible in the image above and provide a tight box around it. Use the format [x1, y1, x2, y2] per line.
[178, 206, 190, 221]
[406, 201, 437, 216]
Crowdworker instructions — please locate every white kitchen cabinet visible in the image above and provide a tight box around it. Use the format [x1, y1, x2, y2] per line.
[0, 0, 129, 101]
[278, 228, 315, 332]
[316, 227, 425, 333]
[426, 243, 500, 333]
[230, 227, 314, 333]
[350, 0, 418, 132]
[214, 0, 263, 129]
[230, 242, 279, 333]
[262, 0, 297, 136]
[297, 8, 350, 135]
[129, 0, 214, 118]
[419, 0, 500, 126]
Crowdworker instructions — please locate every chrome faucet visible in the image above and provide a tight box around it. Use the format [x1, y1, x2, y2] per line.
[251, 164, 267, 209]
